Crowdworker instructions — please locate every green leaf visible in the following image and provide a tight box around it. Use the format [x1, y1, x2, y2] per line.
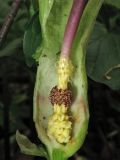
[52, 149, 67, 160]
[0, 38, 22, 57]
[73, 0, 104, 47]
[33, 0, 103, 159]
[16, 131, 48, 158]
[105, 0, 120, 9]
[31, 0, 39, 11]
[86, 22, 120, 90]
[0, 1, 29, 58]
[0, 0, 9, 22]
[34, 0, 73, 60]
[23, 12, 42, 66]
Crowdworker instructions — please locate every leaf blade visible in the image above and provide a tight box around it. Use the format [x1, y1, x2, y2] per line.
[105, 0, 120, 9]
[16, 130, 48, 158]
[86, 22, 120, 90]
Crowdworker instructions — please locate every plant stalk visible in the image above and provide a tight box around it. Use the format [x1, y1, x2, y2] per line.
[61, 0, 86, 58]
[0, 0, 21, 47]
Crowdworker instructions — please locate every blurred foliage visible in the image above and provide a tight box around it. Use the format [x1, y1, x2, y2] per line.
[86, 4, 120, 90]
[23, 11, 41, 66]
[0, 1, 36, 159]
[0, 0, 29, 57]
[0, 0, 120, 160]
[16, 131, 48, 158]
[86, 20, 120, 90]
[105, 0, 120, 9]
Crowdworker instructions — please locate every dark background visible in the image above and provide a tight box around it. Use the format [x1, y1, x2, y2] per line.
[0, 1, 120, 160]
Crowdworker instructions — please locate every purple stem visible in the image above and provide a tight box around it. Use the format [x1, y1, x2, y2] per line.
[61, 0, 86, 58]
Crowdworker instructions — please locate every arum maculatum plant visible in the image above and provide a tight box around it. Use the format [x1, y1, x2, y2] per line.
[16, 0, 104, 160]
